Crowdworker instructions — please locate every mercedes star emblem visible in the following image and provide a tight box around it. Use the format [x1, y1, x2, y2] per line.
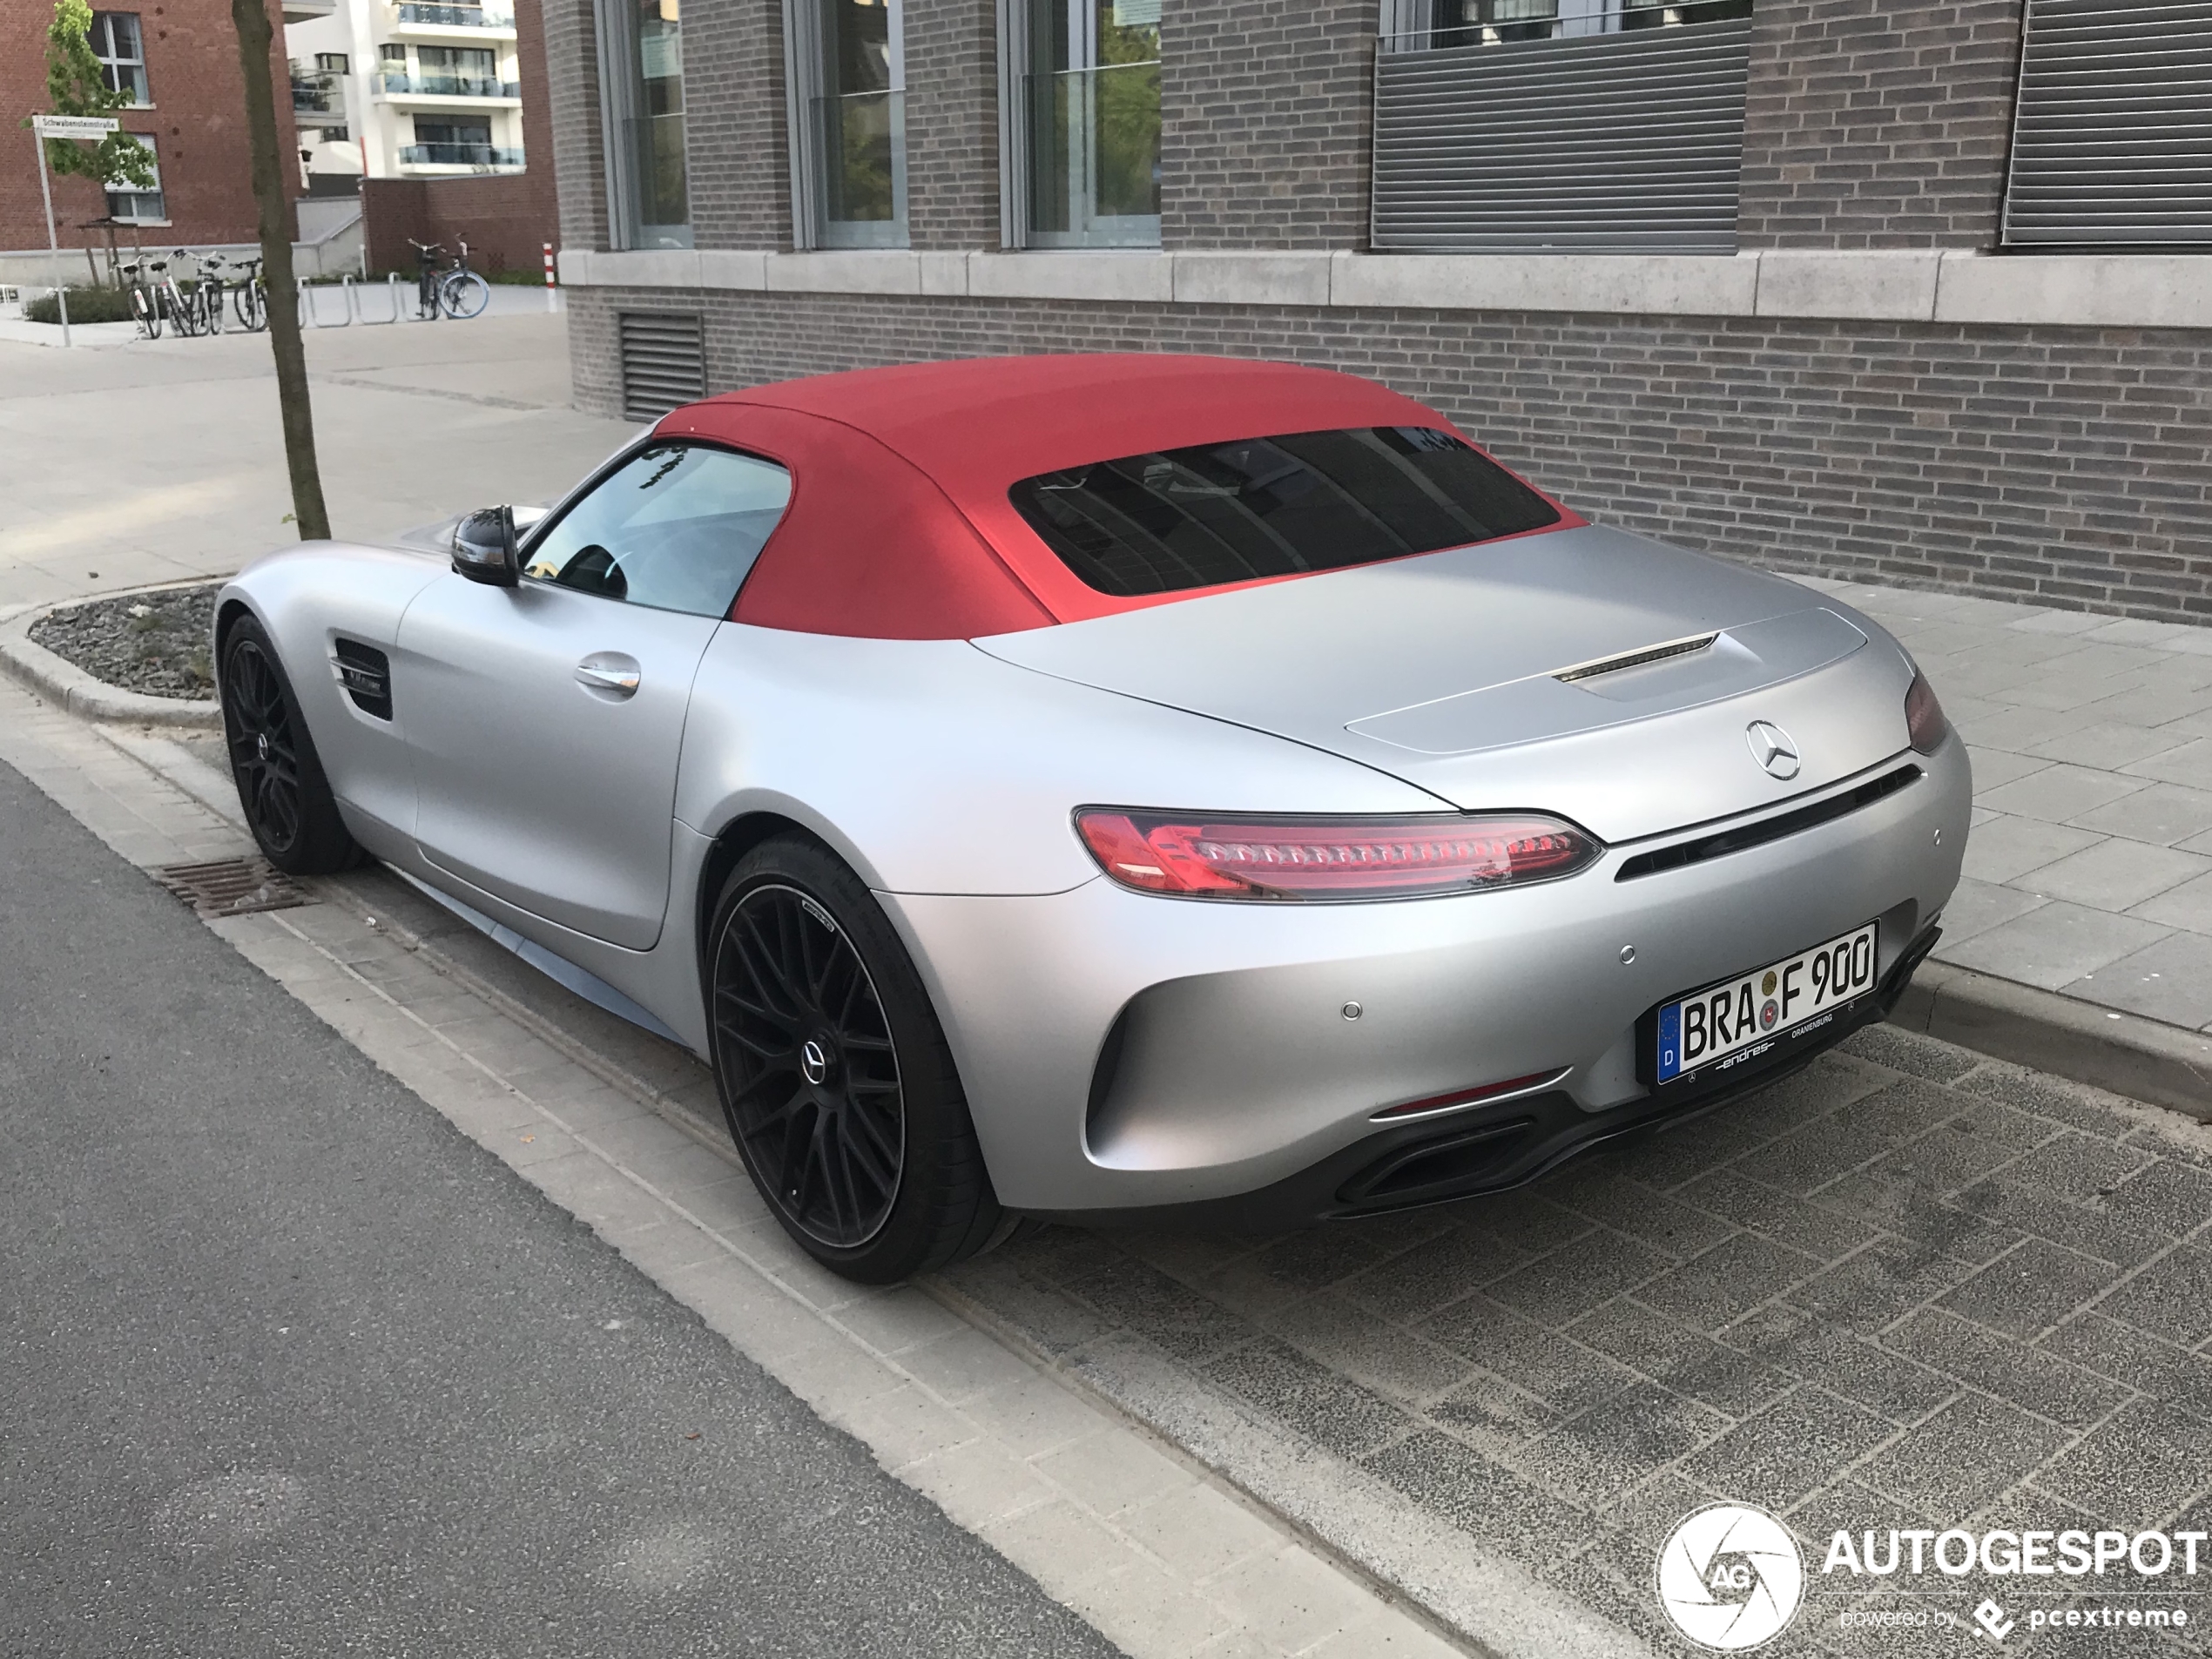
[1745, 720, 1800, 780]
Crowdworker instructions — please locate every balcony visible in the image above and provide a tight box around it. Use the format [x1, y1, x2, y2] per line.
[293, 72, 344, 115]
[389, 2, 516, 32]
[399, 141, 525, 170]
[378, 71, 521, 99]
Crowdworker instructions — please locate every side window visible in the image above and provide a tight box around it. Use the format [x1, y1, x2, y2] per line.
[521, 442, 792, 618]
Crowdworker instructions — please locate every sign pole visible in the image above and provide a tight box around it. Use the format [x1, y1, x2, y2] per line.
[33, 129, 70, 348]
[30, 115, 120, 347]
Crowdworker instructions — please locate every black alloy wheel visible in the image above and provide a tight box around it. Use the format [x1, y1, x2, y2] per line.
[218, 615, 362, 875]
[706, 837, 1012, 1282]
[715, 882, 906, 1249]
[225, 633, 304, 856]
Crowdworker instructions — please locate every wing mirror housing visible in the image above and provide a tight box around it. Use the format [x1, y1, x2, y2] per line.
[452, 506, 519, 587]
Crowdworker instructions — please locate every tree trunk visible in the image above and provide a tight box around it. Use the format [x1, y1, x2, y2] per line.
[230, 0, 330, 541]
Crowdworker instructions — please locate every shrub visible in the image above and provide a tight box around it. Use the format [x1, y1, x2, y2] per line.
[24, 285, 135, 324]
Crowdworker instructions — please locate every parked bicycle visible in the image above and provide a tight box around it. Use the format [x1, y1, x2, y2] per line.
[199, 252, 268, 334]
[120, 257, 162, 341]
[409, 237, 492, 321]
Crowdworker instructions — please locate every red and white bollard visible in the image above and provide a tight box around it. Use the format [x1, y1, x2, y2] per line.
[543, 241, 558, 313]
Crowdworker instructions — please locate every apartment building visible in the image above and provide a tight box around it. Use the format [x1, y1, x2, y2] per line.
[546, 0, 2212, 624]
[286, 0, 529, 185]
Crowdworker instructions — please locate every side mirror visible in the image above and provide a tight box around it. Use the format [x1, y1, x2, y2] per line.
[452, 506, 519, 587]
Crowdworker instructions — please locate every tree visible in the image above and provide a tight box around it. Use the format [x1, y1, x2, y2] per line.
[229, 0, 331, 541]
[30, 0, 156, 192]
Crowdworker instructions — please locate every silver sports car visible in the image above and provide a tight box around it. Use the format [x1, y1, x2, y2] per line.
[216, 354, 1968, 1282]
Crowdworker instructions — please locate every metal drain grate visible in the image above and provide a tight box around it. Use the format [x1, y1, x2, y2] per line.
[152, 856, 314, 918]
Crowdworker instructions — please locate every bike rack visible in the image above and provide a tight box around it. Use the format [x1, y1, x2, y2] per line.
[353, 273, 404, 325]
[298, 279, 351, 327]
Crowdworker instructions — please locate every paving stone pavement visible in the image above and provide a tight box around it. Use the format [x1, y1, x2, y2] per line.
[945, 1022, 2212, 1658]
[1802, 577, 2212, 1039]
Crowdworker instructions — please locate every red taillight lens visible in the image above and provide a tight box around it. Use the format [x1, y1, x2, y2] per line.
[1905, 672, 1950, 754]
[1073, 809, 1600, 900]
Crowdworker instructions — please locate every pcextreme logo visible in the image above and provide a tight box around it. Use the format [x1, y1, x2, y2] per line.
[1656, 1503, 1806, 1650]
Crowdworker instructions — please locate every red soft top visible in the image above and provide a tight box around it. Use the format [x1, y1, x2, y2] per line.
[652, 354, 1577, 640]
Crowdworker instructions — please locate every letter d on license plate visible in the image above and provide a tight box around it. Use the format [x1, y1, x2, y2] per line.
[1654, 922, 1878, 1086]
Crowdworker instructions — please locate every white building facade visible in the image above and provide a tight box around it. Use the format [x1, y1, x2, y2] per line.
[287, 0, 529, 189]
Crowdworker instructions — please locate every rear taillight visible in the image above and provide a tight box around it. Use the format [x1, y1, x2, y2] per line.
[1905, 672, 1950, 754]
[1073, 809, 1600, 901]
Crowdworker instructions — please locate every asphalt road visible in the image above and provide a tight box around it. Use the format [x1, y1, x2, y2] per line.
[0, 759, 1121, 1659]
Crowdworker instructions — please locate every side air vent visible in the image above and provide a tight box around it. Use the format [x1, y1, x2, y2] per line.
[332, 638, 392, 720]
[618, 312, 706, 421]
[1616, 764, 1921, 881]
[1554, 632, 1717, 684]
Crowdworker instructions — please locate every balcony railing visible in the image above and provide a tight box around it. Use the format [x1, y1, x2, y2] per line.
[813, 89, 906, 246]
[292, 73, 343, 114]
[380, 71, 519, 97]
[399, 141, 524, 166]
[393, 3, 515, 26]
[1023, 61, 1161, 248]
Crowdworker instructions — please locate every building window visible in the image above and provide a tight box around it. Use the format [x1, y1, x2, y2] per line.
[316, 51, 350, 72]
[1011, 0, 1159, 247]
[597, 0, 690, 248]
[787, 0, 907, 247]
[381, 43, 407, 64]
[106, 133, 165, 221]
[413, 44, 502, 95]
[91, 12, 151, 105]
[1395, 0, 1749, 49]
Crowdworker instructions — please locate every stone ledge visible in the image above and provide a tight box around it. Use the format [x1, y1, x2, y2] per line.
[561, 245, 2212, 330]
[0, 604, 222, 730]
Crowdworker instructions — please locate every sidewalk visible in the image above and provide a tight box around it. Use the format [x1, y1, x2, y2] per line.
[1802, 577, 2212, 1035]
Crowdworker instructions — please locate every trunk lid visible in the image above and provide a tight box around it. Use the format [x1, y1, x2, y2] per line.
[973, 525, 1915, 843]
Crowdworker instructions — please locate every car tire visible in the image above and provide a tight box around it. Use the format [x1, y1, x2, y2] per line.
[219, 614, 364, 876]
[706, 835, 1009, 1284]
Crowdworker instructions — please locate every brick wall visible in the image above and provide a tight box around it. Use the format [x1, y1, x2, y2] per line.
[568, 287, 2212, 624]
[1, 0, 298, 258]
[903, 0, 999, 249]
[1737, 0, 2024, 250]
[542, 0, 610, 250]
[1160, 0, 1372, 249]
[684, 0, 793, 249]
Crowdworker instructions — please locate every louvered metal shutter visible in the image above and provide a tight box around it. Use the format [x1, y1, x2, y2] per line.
[1372, 18, 1752, 253]
[618, 313, 706, 421]
[2004, 0, 2212, 246]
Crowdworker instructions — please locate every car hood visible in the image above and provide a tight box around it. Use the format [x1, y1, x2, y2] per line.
[972, 524, 1919, 844]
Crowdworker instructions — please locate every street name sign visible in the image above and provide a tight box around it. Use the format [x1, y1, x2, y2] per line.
[32, 115, 120, 138]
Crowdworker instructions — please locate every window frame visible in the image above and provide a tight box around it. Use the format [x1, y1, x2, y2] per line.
[594, 0, 692, 250]
[781, 0, 910, 249]
[516, 436, 794, 619]
[996, 0, 1160, 249]
[105, 132, 166, 224]
[91, 11, 152, 106]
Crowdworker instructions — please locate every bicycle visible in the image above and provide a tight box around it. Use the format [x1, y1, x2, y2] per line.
[192, 251, 227, 336]
[156, 251, 213, 338]
[225, 254, 268, 332]
[120, 257, 161, 341]
[409, 237, 492, 321]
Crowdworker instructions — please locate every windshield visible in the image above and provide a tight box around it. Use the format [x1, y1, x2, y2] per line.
[1008, 426, 1561, 597]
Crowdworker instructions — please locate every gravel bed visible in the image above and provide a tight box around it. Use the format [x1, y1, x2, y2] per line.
[29, 584, 220, 700]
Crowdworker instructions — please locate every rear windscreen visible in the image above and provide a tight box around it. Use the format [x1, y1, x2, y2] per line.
[1007, 426, 1562, 597]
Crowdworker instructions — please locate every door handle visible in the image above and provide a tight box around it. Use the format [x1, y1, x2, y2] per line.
[575, 652, 641, 698]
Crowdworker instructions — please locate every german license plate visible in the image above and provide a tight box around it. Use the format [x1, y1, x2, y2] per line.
[1655, 922, 1878, 1086]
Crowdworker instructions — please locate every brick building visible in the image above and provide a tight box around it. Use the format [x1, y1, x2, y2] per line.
[3, 0, 300, 273]
[544, 0, 2212, 624]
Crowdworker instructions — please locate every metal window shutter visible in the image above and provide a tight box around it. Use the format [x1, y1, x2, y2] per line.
[618, 313, 707, 421]
[2004, 0, 2212, 246]
[1372, 18, 1751, 254]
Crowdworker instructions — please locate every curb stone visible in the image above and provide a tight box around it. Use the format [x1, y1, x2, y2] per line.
[1891, 958, 2212, 1123]
[0, 597, 223, 731]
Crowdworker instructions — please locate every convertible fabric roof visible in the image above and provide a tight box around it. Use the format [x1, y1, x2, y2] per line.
[652, 354, 1578, 640]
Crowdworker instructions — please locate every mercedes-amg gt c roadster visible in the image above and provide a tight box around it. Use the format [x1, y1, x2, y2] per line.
[216, 354, 1967, 1281]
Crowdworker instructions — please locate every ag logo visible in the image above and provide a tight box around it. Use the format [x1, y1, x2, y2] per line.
[1656, 1502, 1804, 1650]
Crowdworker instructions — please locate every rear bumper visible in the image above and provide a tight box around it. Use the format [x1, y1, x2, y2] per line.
[883, 735, 1971, 1217]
